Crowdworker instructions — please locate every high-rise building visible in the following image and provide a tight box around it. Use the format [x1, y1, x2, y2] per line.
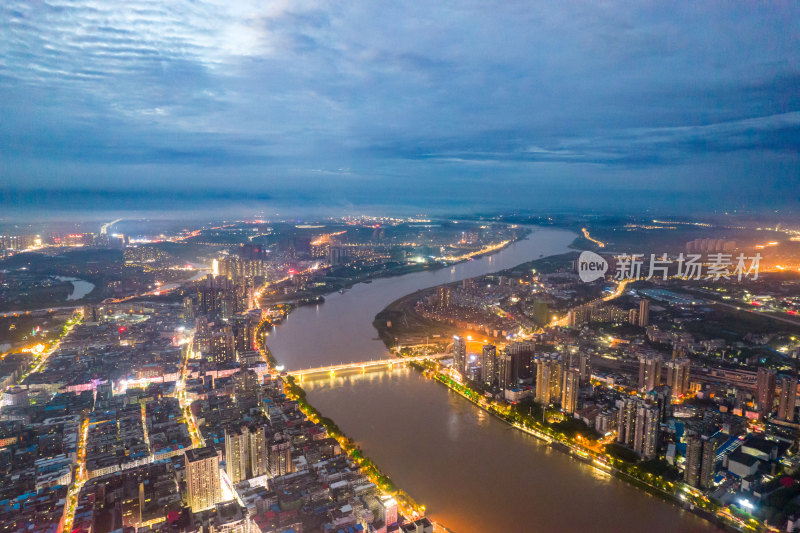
[567, 307, 591, 328]
[329, 246, 348, 266]
[617, 399, 637, 447]
[248, 425, 268, 478]
[437, 287, 451, 312]
[533, 300, 549, 327]
[497, 350, 513, 391]
[268, 438, 292, 477]
[561, 368, 580, 415]
[211, 501, 252, 533]
[617, 398, 659, 458]
[633, 404, 659, 459]
[684, 432, 723, 489]
[380, 496, 399, 529]
[665, 358, 691, 399]
[480, 344, 498, 388]
[684, 434, 702, 487]
[535, 358, 562, 405]
[452, 336, 467, 375]
[535, 359, 550, 404]
[224, 423, 269, 484]
[506, 342, 536, 381]
[578, 352, 592, 385]
[232, 369, 260, 397]
[231, 315, 259, 354]
[224, 427, 250, 484]
[217, 256, 267, 280]
[700, 435, 723, 489]
[648, 385, 673, 423]
[210, 326, 236, 363]
[182, 297, 194, 320]
[185, 447, 223, 511]
[638, 355, 662, 392]
[756, 368, 777, 417]
[551, 360, 564, 402]
[778, 374, 798, 422]
[638, 299, 650, 327]
[198, 275, 231, 317]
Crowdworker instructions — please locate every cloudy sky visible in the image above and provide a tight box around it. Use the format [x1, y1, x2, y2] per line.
[1, 1, 799, 213]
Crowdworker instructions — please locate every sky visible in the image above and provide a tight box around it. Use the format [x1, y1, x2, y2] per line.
[1, 1, 799, 215]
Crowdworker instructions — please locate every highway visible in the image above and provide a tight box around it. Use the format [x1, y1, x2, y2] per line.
[100, 218, 123, 235]
[581, 227, 606, 248]
[713, 300, 800, 327]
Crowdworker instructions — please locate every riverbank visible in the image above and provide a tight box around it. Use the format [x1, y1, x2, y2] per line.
[261, 231, 530, 306]
[254, 309, 447, 530]
[363, 240, 754, 531]
[404, 358, 740, 532]
[265, 227, 712, 531]
[367, 260, 755, 532]
[372, 251, 582, 348]
[282, 376, 428, 519]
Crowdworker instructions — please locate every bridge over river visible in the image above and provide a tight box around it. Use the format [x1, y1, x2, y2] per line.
[288, 354, 448, 380]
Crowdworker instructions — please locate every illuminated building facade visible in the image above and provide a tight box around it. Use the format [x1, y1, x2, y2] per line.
[638, 355, 661, 392]
[777, 374, 797, 422]
[481, 344, 498, 388]
[452, 335, 467, 375]
[185, 447, 223, 511]
[638, 299, 650, 327]
[561, 368, 580, 415]
[665, 358, 691, 399]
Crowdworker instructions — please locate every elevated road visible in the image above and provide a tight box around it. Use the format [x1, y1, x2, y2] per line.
[100, 217, 123, 235]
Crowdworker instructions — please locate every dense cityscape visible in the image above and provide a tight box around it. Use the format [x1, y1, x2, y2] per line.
[2, 2, 799, 532]
[0, 215, 798, 532]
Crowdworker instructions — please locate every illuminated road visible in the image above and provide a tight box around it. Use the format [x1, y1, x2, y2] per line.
[714, 300, 800, 327]
[61, 418, 89, 532]
[549, 278, 629, 328]
[435, 239, 511, 262]
[6, 310, 85, 530]
[100, 217, 124, 235]
[32, 312, 82, 368]
[6, 309, 83, 392]
[581, 227, 606, 248]
[177, 338, 205, 448]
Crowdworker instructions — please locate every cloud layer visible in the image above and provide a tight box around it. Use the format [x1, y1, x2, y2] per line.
[1, 1, 798, 212]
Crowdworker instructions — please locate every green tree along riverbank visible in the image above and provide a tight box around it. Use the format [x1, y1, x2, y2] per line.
[282, 376, 424, 517]
[364, 250, 748, 531]
[372, 251, 582, 348]
[255, 311, 426, 519]
[404, 359, 750, 532]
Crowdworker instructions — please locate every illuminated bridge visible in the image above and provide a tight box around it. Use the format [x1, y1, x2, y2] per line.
[100, 217, 123, 235]
[288, 354, 448, 379]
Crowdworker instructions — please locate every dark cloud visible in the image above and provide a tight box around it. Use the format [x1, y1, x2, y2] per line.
[0, 1, 798, 212]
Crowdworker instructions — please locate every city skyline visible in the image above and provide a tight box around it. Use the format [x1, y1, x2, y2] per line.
[1, 3, 800, 531]
[2, 215, 800, 531]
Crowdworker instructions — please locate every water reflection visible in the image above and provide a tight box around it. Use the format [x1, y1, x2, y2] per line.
[269, 228, 717, 532]
[268, 227, 578, 370]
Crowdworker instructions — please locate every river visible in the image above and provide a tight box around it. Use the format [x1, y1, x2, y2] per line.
[55, 276, 95, 301]
[266, 227, 716, 532]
